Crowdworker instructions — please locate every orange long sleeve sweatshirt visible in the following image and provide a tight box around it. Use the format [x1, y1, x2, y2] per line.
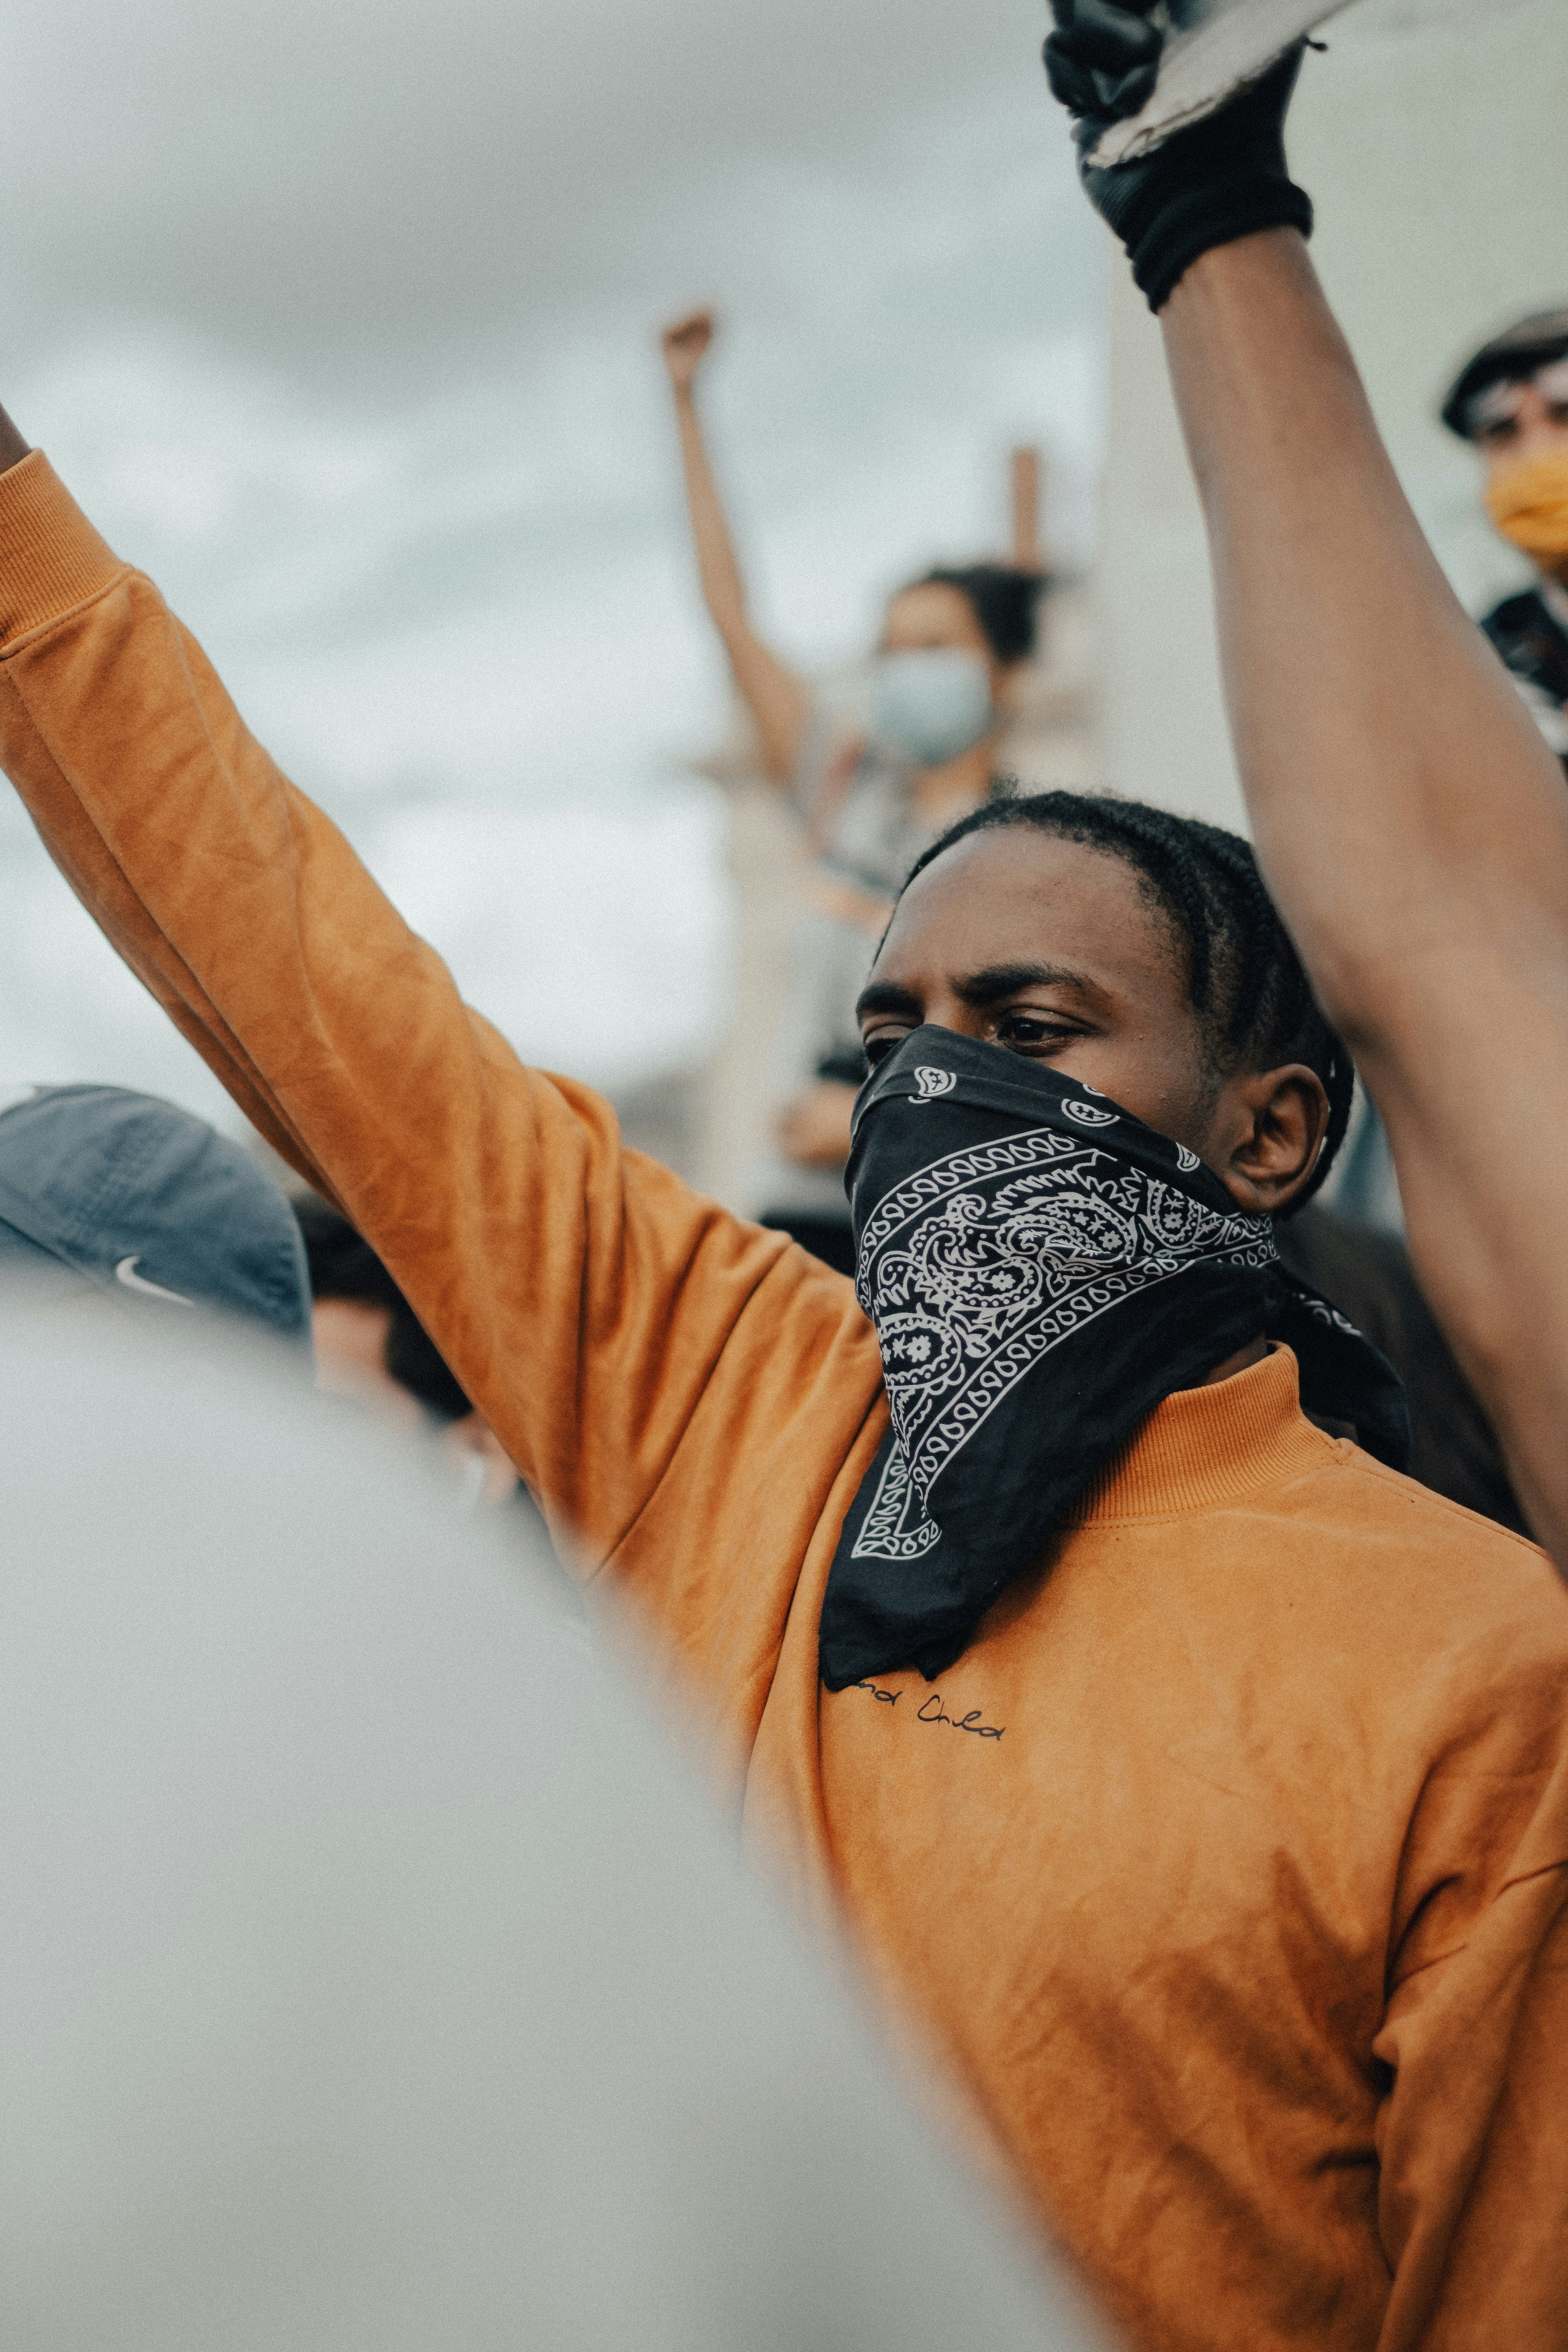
[1, 453, 1566, 2352]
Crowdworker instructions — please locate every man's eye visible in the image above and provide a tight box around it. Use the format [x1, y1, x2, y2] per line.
[863, 1033, 904, 1067]
[992, 1009, 1088, 1057]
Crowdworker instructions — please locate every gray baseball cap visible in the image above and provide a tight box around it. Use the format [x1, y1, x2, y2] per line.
[0, 1084, 310, 1342]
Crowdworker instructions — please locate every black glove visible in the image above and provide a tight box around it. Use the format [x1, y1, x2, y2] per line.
[1044, 1, 1312, 314]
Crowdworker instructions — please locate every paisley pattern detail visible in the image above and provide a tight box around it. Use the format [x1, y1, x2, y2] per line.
[1302, 1293, 1360, 1337]
[850, 1437, 944, 1562]
[913, 1065, 958, 1103]
[824, 1028, 1411, 1687]
[823, 1026, 1409, 1688]
[854, 1124, 1272, 1527]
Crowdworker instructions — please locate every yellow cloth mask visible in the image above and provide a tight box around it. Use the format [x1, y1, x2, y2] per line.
[1485, 447, 1568, 566]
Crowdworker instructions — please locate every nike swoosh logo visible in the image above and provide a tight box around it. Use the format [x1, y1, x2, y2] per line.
[115, 1255, 194, 1307]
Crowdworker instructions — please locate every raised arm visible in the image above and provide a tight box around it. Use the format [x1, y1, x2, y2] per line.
[1010, 445, 1045, 571]
[660, 311, 810, 784]
[0, 432, 882, 1651]
[1159, 235, 1568, 1553]
[1043, 14, 1568, 1562]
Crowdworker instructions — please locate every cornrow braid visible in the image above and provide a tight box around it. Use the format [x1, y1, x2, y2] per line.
[896, 791, 1354, 1216]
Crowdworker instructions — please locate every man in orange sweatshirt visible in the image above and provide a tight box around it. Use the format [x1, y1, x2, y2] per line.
[0, 89, 1566, 2352]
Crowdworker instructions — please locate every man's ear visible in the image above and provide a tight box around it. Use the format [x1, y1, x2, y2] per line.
[1216, 1064, 1330, 1217]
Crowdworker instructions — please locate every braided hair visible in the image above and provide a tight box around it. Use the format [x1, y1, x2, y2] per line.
[896, 791, 1354, 1215]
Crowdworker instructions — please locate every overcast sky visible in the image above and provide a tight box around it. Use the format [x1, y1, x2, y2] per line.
[2, 0, 1084, 357]
[0, 0, 1104, 1109]
[0, 0, 1546, 1110]
[0, 0, 1099, 690]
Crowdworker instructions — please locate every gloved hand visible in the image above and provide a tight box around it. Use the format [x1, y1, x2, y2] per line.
[1043, 1, 1313, 314]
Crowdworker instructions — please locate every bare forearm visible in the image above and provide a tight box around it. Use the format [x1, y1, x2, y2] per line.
[1163, 232, 1568, 1046]
[669, 385, 806, 781]
[1163, 230, 1568, 1560]
[672, 386, 750, 635]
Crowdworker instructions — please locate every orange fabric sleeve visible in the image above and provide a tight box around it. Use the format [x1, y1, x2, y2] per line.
[0, 452, 885, 1579]
[1371, 1654, 1568, 2349]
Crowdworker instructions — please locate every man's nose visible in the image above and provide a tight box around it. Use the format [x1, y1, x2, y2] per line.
[916, 998, 980, 1038]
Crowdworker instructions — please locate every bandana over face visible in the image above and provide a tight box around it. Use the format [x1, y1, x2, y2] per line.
[820, 1029, 1410, 1692]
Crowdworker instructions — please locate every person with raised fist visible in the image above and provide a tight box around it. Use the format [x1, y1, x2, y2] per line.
[0, 38, 1563, 2349]
[1045, 3, 1568, 1589]
[660, 308, 1044, 1273]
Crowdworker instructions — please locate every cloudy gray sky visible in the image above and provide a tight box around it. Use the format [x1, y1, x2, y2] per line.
[0, 0, 1550, 1110]
[0, 0, 1102, 1107]
[4, 0, 1080, 352]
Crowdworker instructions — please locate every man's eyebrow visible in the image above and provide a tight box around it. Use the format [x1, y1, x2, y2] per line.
[855, 980, 923, 1024]
[952, 962, 1102, 1007]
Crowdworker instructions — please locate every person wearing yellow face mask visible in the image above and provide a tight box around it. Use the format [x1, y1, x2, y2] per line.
[1441, 309, 1568, 767]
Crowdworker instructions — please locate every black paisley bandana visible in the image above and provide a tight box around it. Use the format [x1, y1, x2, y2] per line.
[820, 1028, 1410, 1692]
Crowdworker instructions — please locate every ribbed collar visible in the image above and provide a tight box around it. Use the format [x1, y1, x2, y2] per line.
[1069, 1344, 1329, 1523]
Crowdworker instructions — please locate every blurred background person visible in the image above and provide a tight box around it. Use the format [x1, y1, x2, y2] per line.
[1441, 307, 1568, 767]
[0, 1082, 310, 1343]
[0, 6, 1109, 1225]
[662, 308, 1046, 1274]
[294, 1191, 524, 1512]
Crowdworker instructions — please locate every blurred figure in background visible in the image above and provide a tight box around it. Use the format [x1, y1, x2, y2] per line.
[0, 1082, 310, 1342]
[294, 1192, 521, 1510]
[661, 309, 1045, 1274]
[1441, 309, 1568, 766]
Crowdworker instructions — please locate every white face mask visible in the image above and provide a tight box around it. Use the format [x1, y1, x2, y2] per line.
[868, 649, 994, 770]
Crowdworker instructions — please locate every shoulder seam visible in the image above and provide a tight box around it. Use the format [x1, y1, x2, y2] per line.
[1328, 1444, 1548, 1556]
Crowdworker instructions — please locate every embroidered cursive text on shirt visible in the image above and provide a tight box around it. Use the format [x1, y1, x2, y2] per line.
[916, 1692, 1004, 1741]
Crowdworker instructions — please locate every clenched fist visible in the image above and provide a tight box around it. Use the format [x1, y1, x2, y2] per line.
[661, 309, 715, 394]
